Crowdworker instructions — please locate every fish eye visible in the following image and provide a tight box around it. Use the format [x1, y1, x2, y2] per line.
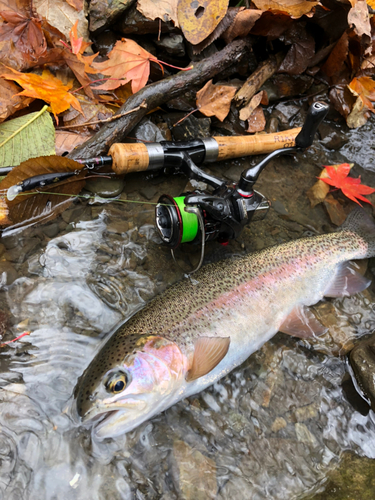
[105, 371, 128, 394]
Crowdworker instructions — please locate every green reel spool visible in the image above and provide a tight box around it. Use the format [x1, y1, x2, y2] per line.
[155, 194, 199, 248]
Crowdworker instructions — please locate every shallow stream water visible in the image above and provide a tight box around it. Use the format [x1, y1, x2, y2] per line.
[1, 112, 375, 499]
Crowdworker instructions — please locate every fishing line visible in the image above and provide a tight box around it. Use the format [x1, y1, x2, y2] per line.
[0, 190, 175, 207]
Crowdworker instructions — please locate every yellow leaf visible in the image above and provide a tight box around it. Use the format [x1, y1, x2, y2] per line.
[0, 69, 82, 124]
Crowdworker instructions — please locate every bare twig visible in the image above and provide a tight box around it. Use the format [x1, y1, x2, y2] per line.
[57, 101, 147, 130]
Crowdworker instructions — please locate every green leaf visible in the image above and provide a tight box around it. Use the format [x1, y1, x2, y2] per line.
[0, 106, 55, 168]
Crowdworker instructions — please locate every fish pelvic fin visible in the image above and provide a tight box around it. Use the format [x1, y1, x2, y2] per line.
[279, 305, 327, 339]
[340, 207, 375, 258]
[186, 336, 230, 382]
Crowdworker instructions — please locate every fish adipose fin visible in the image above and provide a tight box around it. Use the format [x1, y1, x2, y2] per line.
[279, 305, 327, 339]
[186, 337, 230, 382]
[324, 262, 371, 298]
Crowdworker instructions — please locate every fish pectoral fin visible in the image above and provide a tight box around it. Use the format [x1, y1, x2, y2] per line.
[186, 336, 230, 382]
[324, 261, 371, 298]
[279, 305, 327, 339]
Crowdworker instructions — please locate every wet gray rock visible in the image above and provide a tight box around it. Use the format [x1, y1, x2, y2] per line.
[2, 237, 41, 264]
[350, 334, 375, 412]
[163, 113, 211, 140]
[318, 122, 349, 150]
[139, 185, 159, 200]
[42, 222, 60, 239]
[133, 118, 167, 142]
[85, 177, 125, 198]
[0, 261, 19, 284]
[155, 34, 185, 57]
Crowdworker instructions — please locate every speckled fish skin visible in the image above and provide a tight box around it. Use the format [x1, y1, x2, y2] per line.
[75, 208, 375, 439]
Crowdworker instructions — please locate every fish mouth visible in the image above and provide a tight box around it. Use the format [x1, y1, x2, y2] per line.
[81, 397, 147, 424]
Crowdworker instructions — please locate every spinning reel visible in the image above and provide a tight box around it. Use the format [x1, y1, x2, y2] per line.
[155, 101, 329, 272]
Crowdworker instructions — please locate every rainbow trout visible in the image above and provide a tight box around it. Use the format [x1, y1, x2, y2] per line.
[74, 208, 375, 439]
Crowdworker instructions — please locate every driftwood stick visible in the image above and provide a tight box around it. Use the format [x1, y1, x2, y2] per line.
[68, 39, 250, 161]
[234, 53, 284, 107]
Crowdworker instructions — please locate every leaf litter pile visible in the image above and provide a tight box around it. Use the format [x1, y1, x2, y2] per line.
[0, 0, 375, 227]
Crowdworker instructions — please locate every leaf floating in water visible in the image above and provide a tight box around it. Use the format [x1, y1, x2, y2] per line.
[0, 155, 85, 228]
[319, 163, 375, 207]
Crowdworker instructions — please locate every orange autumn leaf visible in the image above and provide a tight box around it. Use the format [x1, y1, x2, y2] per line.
[69, 19, 91, 55]
[348, 76, 375, 112]
[0, 68, 82, 123]
[319, 163, 375, 206]
[92, 38, 163, 93]
[196, 80, 237, 121]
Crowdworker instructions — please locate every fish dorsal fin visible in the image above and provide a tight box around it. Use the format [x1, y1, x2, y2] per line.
[324, 261, 371, 298]
[186, 337, 230, 382]
[279, 305, 327, 339]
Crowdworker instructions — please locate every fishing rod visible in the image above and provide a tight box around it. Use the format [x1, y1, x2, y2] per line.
[6, 101, 329, 271]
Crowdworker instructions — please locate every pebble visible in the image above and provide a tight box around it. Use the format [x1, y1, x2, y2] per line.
[85, 177, 125, 198]
[271, 417, 287, 433]
[295, 423, 319, 447]
[0, 260, 19, 284]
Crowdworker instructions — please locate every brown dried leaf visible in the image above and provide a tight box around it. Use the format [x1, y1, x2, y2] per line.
[178, 0, 230, 45]
[196, 80, 236, 121]
[321, 32, 349, 78]
[62, 49, 97, 101]
[250, 11, 293, 38]
[279, 23, 315, 75]
[348, 0, 371, 40]
[306, 167, 331, 207]
[222, 8, 263, 43]
[252, 0, 320, 18]
[60, 95, 113, 132]
[0, 78, 33, 123]
[0, 196, 10, 225]
[0, 155, 85, 227]
[246, 106, 266, 133]
[239, 91, 264, 121]
[66, 0, 83, 11]
[55, 131, 91, 155]
[323, 194, 347, 226]
[137, 0, 178, 26]
[0, 0, 47, 62]
[34, 0, 89, 41]
[346, 95, 369, 128]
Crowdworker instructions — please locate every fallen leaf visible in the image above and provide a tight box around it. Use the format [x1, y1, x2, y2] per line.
[0, 106, 55, 167]
[0, 78, 33, 123]
[69, 19, 91, 55]
[0, 155, 85, 227]
[0, 195, 10, 225]
[34, 0, 89, 41]
[0, 68, 83, 123]
[196, 80, 236, 121]
[0, 1, 47, 62]
[348, 0, 371, 40]
[250, 11, 293, 38]
[62, 49, 97, 101]
[239, 91, 264, 121]
[60, 95, 113, 131]
[252, 0, 320, 18]
[55, 130, 91, 155]
[323, 194, 347, 226]
[278, 23, 315, 75]
[222, 8, 263, 43]
[178, 0, 230, 45]
[348, 75, 375, 111]
[329, 84, 355, 118]
[246, 106, 266, 133]
[66, 0, 83, 11]
[92, 38, 163, 93]
[321, 32, 349, 78]
[192, 6, 237, 54]
[319, 163, 375, 206]
[137, 0, 179, 26]
[346, 95, 370, 128]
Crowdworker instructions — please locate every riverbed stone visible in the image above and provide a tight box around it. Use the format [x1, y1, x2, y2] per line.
[349, 333, 375, 412]
[0, 261, 19, 284]
[171, 440, 217, 500]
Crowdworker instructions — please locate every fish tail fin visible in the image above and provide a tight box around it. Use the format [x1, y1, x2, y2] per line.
[340, 207, 375, 258]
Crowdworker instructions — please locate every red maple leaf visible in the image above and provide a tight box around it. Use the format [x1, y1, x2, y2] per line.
[319, 163, 375, 206]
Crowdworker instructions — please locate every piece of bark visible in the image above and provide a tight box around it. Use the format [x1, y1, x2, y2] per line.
[68, 39, 250, 160]
[234, 53, 284, 107]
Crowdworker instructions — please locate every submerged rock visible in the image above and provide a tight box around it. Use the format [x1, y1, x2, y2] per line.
[349, 333, 375, 412]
